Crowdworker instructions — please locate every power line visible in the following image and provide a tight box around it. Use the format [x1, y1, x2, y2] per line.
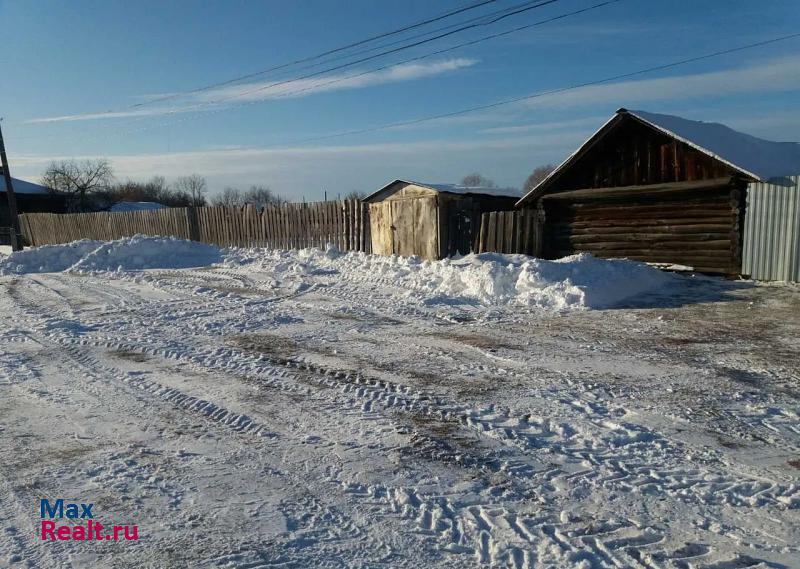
[18, 0, 560, 139]
[101, 0, 596, 140]
[113, 0, 504, 112]
[272, 0, 551, 77]
[291, 32, 800, 144]
[195, 0, 561, 96]
[140, 0, 562, 116]
[20, 0, 568, 142]
[88, 28, 798, 149]
[268, 0, 621, 102]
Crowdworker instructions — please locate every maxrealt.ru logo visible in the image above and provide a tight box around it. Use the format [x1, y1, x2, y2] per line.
[40, 499, 138, 541]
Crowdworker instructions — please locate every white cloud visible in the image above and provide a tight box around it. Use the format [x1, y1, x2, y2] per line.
[519, 54, 800, 110]
[26, 107, 181, 124]
[11, 129, 586, 198]
[193, 58, 478, 103]
[480, 116, 606, 135]
[24, 58, 479, 124]
[13, 133, 575, 172]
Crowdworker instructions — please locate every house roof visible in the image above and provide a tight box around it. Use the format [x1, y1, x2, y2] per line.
[517, 109, 800, 206]
[365, 179, 520, 202]
[0, 177, 51, 195]
[628, 110, 800, 181]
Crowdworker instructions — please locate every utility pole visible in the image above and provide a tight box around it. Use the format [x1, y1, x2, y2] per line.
[0, 120, 22, 251]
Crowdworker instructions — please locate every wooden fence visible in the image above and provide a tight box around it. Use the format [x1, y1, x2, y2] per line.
[475, 208, 543, 256]
[20, 199, 371, 252]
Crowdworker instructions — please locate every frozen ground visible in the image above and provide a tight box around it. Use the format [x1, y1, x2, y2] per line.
[0, 238, 798, 568]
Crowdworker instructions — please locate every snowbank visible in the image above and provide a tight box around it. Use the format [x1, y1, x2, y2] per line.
[70, 235, 223, 272]
[0, 239, 103, 274]
[0, 235, 223, 275]
[1, 237, 676, 309]
[231, 248, 678, 310]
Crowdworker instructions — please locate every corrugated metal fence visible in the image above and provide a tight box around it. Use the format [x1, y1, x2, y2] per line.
[20, 200, 372, 253]
[742, 175, 800, 282]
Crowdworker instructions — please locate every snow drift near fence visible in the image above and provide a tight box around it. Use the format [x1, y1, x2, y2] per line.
[230, 248, 678, 310]
[0, 239, 103, 274]
[70, 235, 223, 272]
[0, 236, 677, 309]
[0, 235, 223, 275]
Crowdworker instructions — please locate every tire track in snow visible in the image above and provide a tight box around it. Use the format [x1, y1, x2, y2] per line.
[2, 278, 418, 567]
[7, 285, 277, 441]
[6, 273, 796, 568]
[0, 472, 67, 569]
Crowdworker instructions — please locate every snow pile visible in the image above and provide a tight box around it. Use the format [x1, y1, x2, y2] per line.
[0, 240, 103, 274]
[70, 235, 223, 272]
[396, 252, 676, 309]
[0, 235, 223, 274]
[513, 253, 677, 309]
[2, 237, 676, 309]
[232, 248, 678, 310]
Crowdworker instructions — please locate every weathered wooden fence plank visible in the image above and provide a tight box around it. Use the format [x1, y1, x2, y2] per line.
[475, 209, 544, 257]
[20, 199, 376, 254]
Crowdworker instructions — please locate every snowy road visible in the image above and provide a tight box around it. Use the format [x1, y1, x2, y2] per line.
[1, 247, 799, 568]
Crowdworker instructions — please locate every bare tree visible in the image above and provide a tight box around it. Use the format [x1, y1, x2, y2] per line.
[212, 185, 284, 208]
[242, 185, 284, 209]
[173, 174, 207, 206]
[344, 190, 366, 200]
[93, 175, 204, 209]
[148, 176, 169, 197]
[212, 186, 244, 206]
[460, 173, 495, 188]
[523, 164, 556, 193]
[41, 159, 113, 210]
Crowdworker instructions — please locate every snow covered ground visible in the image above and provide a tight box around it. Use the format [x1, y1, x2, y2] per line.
[0, 237, 798, 568]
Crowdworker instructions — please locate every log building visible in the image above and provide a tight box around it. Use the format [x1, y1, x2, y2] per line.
[1, 177, 67, 246]
[517, 109, 800, 275]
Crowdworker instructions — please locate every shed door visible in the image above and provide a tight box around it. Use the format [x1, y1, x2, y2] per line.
[369, 197, 439, 259]
[369, 202, 394, 256]
[390, 197, 439, 259]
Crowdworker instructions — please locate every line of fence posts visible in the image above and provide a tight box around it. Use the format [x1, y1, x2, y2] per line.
[19, 199, 544, 258]
[20, 199, 372, 253]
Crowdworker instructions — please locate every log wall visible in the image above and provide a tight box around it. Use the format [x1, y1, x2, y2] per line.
[541, 178, 746, 275]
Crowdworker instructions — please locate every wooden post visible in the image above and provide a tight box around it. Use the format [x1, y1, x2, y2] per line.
[186, 206, 201, 242]
[535, 200, 546, 258]
[672, 140, 681, 182]
[0, 121, 22, 251]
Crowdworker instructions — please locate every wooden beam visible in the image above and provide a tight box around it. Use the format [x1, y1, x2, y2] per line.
[541, 177, 733, 202]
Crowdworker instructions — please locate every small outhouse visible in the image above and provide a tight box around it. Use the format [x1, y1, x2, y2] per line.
[364, 179, 519, 260]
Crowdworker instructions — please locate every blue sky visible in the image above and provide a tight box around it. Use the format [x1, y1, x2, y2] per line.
[2, 0, 799, 200]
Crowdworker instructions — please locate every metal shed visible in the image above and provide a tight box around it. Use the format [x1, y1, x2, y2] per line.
[364, 180, 519, 260]
[742, 175, 800, 282]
